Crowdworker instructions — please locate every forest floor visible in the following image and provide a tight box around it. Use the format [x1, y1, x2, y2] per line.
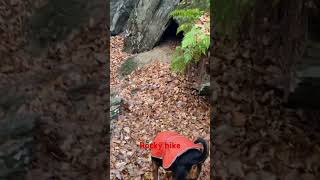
[110, 35, 210, 179]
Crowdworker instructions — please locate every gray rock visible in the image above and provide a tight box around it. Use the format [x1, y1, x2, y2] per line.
[198, 82, 211, 96]
[123, 0, 180, 53]
[110, 0, 137, 35]
[192, 73, 211, 96]
[119, 44, 174, 77]
[118, 57, 139, 77]
[110, 89, 122, 120]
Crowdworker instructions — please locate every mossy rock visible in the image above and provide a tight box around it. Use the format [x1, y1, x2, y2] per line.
[119, 57, 138, 77]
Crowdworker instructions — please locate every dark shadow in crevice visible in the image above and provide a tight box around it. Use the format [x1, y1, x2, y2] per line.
[157, 18, 184, 46]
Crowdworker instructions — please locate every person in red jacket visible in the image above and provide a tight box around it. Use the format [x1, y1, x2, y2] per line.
[150, 131, 208, 180]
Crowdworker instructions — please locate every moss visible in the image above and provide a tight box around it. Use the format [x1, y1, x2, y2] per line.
[119, 57, 138, 77]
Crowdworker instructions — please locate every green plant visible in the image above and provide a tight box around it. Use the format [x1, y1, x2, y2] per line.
[170, 8, 204, 34]
[119, 57, 138, 76]
[170, 0, 210, 73]
[171, 26, 210, 72]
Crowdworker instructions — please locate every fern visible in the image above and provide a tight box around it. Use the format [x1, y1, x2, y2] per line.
[170, 0, 210, 73]
[170, 8, 204, 20]
[170, 8, 204, 34]
[171, 26, 210, 73]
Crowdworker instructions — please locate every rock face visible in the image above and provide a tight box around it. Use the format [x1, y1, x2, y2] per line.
[123, 0, 180, 53]
[110, 0, 137, 35]
[119, 42, 175, 77]
[110, 89, 122, 121]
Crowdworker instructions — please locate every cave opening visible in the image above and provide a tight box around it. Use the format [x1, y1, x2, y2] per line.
[157, 18, 184, 45]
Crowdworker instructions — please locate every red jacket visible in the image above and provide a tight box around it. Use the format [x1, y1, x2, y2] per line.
[151, 131, 203, 169]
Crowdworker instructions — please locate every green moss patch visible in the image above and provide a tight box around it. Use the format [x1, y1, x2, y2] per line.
[119, 57, 138, 77]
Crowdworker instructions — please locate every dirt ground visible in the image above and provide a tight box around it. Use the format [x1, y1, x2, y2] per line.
[110, 35, 210, 179]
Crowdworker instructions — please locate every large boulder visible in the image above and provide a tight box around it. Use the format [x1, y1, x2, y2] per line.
[110, 0, 137, 35]
[123, 0, 180, 53]
[119, 44, 175, 77]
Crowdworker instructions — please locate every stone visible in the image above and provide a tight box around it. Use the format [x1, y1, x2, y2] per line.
[110, 0, 137, 35]
[123, 0, 180, 53]
[198, 82, 211, 96]
[118, 57, 139, 77]
[110, 88, 122, 120]
[119, 44, 175, 77]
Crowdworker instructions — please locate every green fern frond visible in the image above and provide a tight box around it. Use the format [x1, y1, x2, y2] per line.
[170, 8, 203, 19]
[176, 23, 192, 34]
[170, 0, 210, 73]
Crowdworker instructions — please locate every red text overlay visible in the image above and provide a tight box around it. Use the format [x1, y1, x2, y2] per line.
[139, 142, 180, 149]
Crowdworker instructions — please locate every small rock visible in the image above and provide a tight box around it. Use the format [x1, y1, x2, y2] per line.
[198, 82, 211, 96]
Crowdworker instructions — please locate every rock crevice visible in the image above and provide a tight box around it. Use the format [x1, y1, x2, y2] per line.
[124, 0, 180, 53]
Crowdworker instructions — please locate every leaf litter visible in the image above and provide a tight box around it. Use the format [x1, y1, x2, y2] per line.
[111, 35, 210, 179]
